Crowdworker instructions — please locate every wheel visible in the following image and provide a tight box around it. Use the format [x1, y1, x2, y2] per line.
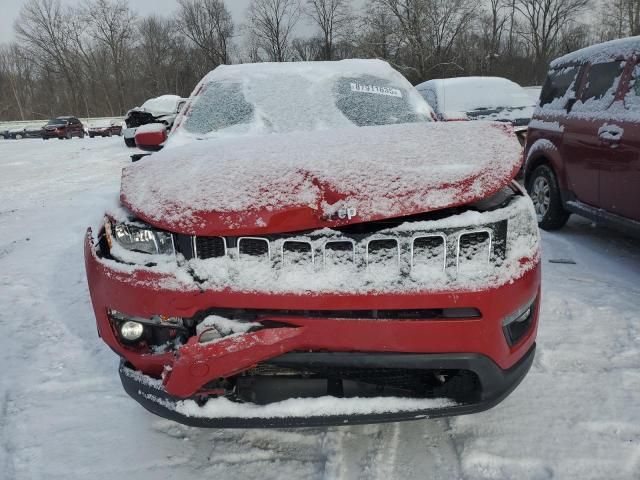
[89, 134, 94, 138]
[526, 165, 570, 230]
[65, 131, 72, 140]
[124, 137, 136, 148]
[15, 134, 23, 140]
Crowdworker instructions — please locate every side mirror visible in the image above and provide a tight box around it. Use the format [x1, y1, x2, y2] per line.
[135, 123, 167, 151]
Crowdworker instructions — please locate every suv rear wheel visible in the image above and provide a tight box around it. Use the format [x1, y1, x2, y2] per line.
[527, 165, 570, 230]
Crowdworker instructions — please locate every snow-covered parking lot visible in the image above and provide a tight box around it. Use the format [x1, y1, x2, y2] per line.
[0, 137, 638, 479]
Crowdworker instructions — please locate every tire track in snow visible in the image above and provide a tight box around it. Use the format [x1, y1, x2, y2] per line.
[0, 392, 16, 480]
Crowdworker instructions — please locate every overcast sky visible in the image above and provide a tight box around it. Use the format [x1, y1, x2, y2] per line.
[0, 0, 256, 43]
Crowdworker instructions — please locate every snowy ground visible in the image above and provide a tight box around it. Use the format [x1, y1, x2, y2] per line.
[0, 137, 638, 479]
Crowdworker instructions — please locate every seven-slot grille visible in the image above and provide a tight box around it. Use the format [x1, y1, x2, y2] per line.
[185, 221, 506, 273]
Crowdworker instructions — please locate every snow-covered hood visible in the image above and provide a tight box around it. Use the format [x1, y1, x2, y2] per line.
[120, 121, 522, 236]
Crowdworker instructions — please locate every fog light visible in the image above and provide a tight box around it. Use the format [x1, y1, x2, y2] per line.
[502, 297, 537, 346]
[120, 321, 144, 341]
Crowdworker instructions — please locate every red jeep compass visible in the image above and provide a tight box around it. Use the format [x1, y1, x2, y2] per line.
[525, 36, 640, 235]
[84, 60, 541, 427]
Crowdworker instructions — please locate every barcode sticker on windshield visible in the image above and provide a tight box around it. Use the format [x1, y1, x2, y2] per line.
[350, 83, 402, 98]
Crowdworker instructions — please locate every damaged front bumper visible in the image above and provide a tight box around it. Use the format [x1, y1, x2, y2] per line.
[119, 345, 536, 427]
[85, 220, 540, 427]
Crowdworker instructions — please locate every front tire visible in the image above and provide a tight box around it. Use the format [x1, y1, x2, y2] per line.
[527, 165, 570, 230]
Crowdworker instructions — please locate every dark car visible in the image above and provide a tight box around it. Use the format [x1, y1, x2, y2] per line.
[85, 60, 540, 428]
[88, 120, 123, 138]
[524, 36, 640, 237]
[123, 95, 186, 147]
[42, 116, 85, 140]
[6, 124, 44, 139]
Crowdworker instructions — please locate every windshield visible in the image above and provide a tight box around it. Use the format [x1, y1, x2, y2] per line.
[182, 73, 431, 137]
[47, 119, 67, 125]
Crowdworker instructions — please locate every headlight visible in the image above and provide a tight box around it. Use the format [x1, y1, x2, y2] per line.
[108, 220, 174, 255]
[120, 321, 145, 341]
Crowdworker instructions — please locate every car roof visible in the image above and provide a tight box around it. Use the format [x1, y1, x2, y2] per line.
[199, 59, 409, 85]
[551, 35, 640, 68]
[415, 76, 522, 90]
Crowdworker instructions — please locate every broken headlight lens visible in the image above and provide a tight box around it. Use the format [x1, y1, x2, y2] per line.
[109, 221, 174, 255]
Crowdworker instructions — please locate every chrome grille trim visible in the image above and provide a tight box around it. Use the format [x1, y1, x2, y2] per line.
[193, 236, 227, 259]
[322, 239, 356, 266]
[410, 234, 447, 271]
[281, 239, 315, 266]
[238, 236, 271, 259]
[188, 228, 498, 272]
[365, 237, 401, 268]
[455, 229, 493, 271]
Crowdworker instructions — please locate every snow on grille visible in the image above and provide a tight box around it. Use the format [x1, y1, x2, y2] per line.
[102, 195, 540, 294]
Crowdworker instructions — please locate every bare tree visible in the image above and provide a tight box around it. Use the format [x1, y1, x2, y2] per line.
[305, 0, 353, 60]
[246, 0, 302, 62]
[291, 37, 322, 60]
[515, 0, 591, 81]
[82, 0, 137, 113]
[15, 0, 83, 112]
[477, 0, 510, 74]
[0, 44, 32, 120]
[626, 0, 640, 34]
[598, 0, 640, 39]
[373, 0, 477, 80]
[0, 0, 622, 121]
[357, 1, 402, 61]
[177, 0, 233, 68]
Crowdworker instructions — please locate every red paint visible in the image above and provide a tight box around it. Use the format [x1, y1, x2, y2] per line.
[119, 134, 523, 236]
[85, 231, 540, 399]
[135, 127, 167, 150]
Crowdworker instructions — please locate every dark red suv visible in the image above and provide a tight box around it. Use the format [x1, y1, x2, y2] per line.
[524, 37, 640, 236]
[42, 116, 85, 140]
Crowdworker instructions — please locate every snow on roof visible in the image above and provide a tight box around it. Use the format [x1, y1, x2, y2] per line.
[141, 95, 184, 114]
[551, 36, 640, 68]
[200, 59, 415, 83]
[415, 77, 531, 114]
[121, 120, 522, 235]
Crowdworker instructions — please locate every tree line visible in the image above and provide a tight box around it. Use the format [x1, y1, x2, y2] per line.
[0, 0, 636, 121]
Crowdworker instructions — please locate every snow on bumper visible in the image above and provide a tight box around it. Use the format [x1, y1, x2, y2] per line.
[119, 344, 536, 427]
[84, 192, 541, 424]
[85, 230, 539, 383]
